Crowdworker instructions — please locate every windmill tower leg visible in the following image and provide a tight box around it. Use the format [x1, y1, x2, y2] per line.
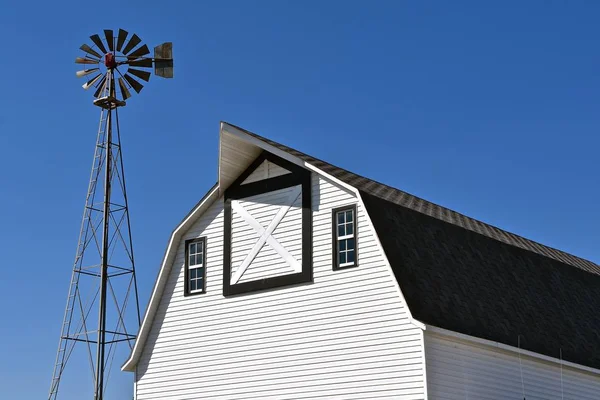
[95, 97, 111, 400]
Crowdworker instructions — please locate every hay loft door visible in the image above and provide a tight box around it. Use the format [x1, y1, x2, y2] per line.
[223, 152, 312, 296]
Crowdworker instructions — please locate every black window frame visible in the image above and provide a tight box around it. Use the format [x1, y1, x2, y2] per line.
[332, 204, 358, 270]
[184, 237, 207, 296]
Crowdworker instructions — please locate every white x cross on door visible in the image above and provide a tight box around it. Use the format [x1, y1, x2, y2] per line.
[230, 185, 303, 285]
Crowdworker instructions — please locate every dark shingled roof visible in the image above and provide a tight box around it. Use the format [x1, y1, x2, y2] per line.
[231, 123, 600, 370]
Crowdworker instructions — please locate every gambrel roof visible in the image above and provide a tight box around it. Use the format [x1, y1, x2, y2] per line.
[123, 122, 600, 372]
[231, 123, 600, 370]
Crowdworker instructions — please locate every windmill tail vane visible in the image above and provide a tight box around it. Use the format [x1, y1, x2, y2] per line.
[49, 29, 172, 400]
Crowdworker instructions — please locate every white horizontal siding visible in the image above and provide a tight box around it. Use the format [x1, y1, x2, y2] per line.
[242, 160, 291, 184]
[425, 331, 600, 400]
[136, 173, 426, 399]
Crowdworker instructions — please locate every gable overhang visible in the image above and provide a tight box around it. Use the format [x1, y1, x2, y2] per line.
[219, 122, 308, 196]
[122, 122, 424, 371]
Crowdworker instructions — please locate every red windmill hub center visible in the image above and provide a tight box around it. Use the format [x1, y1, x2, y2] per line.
[104, 53, 117, 69]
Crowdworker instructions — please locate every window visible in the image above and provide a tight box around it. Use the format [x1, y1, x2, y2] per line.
[185, 237, 206, 295]
[332, 205, 357, 270]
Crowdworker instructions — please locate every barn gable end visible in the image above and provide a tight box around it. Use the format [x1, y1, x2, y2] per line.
[124, 122, 427, 399]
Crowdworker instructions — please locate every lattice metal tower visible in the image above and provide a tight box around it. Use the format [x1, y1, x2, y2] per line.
[49, 29, 173, 400]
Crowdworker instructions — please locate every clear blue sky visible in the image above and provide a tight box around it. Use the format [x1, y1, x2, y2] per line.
[1, 1, 598, 399]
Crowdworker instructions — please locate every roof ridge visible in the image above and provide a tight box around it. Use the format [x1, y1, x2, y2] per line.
[225, 122, 599, 274]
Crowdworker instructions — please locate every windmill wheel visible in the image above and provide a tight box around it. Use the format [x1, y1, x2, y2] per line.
[75, 29, 172, 102]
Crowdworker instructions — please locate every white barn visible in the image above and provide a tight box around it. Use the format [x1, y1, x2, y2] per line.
[122, 122, 600, 399]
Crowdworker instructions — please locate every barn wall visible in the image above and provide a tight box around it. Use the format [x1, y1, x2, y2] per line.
[135, 172, 426, 399]
[425, 331, 600, 400]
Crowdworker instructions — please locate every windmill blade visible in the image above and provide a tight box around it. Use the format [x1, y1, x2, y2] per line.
[124, 74, 144, 93]
[90, 34, 107, 54]
[127, 44, 150, 60]
[121, 33, 141, 55]
[128, 58, 152, 68]
[116, 29, 128, 52]
[127, 68, 150, 82]
[76, 57, 100, 65]
[93, 75, 108, 97]
[104, 29, 114, 52]
[118, 77, 132, 100]
[94, 74, 106, 88]
[82, 74, 103, 90]
[80, 44, 102, 59]
[76, 68, 100, 78]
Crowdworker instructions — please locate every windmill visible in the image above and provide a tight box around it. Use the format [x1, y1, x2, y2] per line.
[49, 29, 173, 400]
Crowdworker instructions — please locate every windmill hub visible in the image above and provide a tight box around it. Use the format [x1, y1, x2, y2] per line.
[104, 53, 117, 69]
